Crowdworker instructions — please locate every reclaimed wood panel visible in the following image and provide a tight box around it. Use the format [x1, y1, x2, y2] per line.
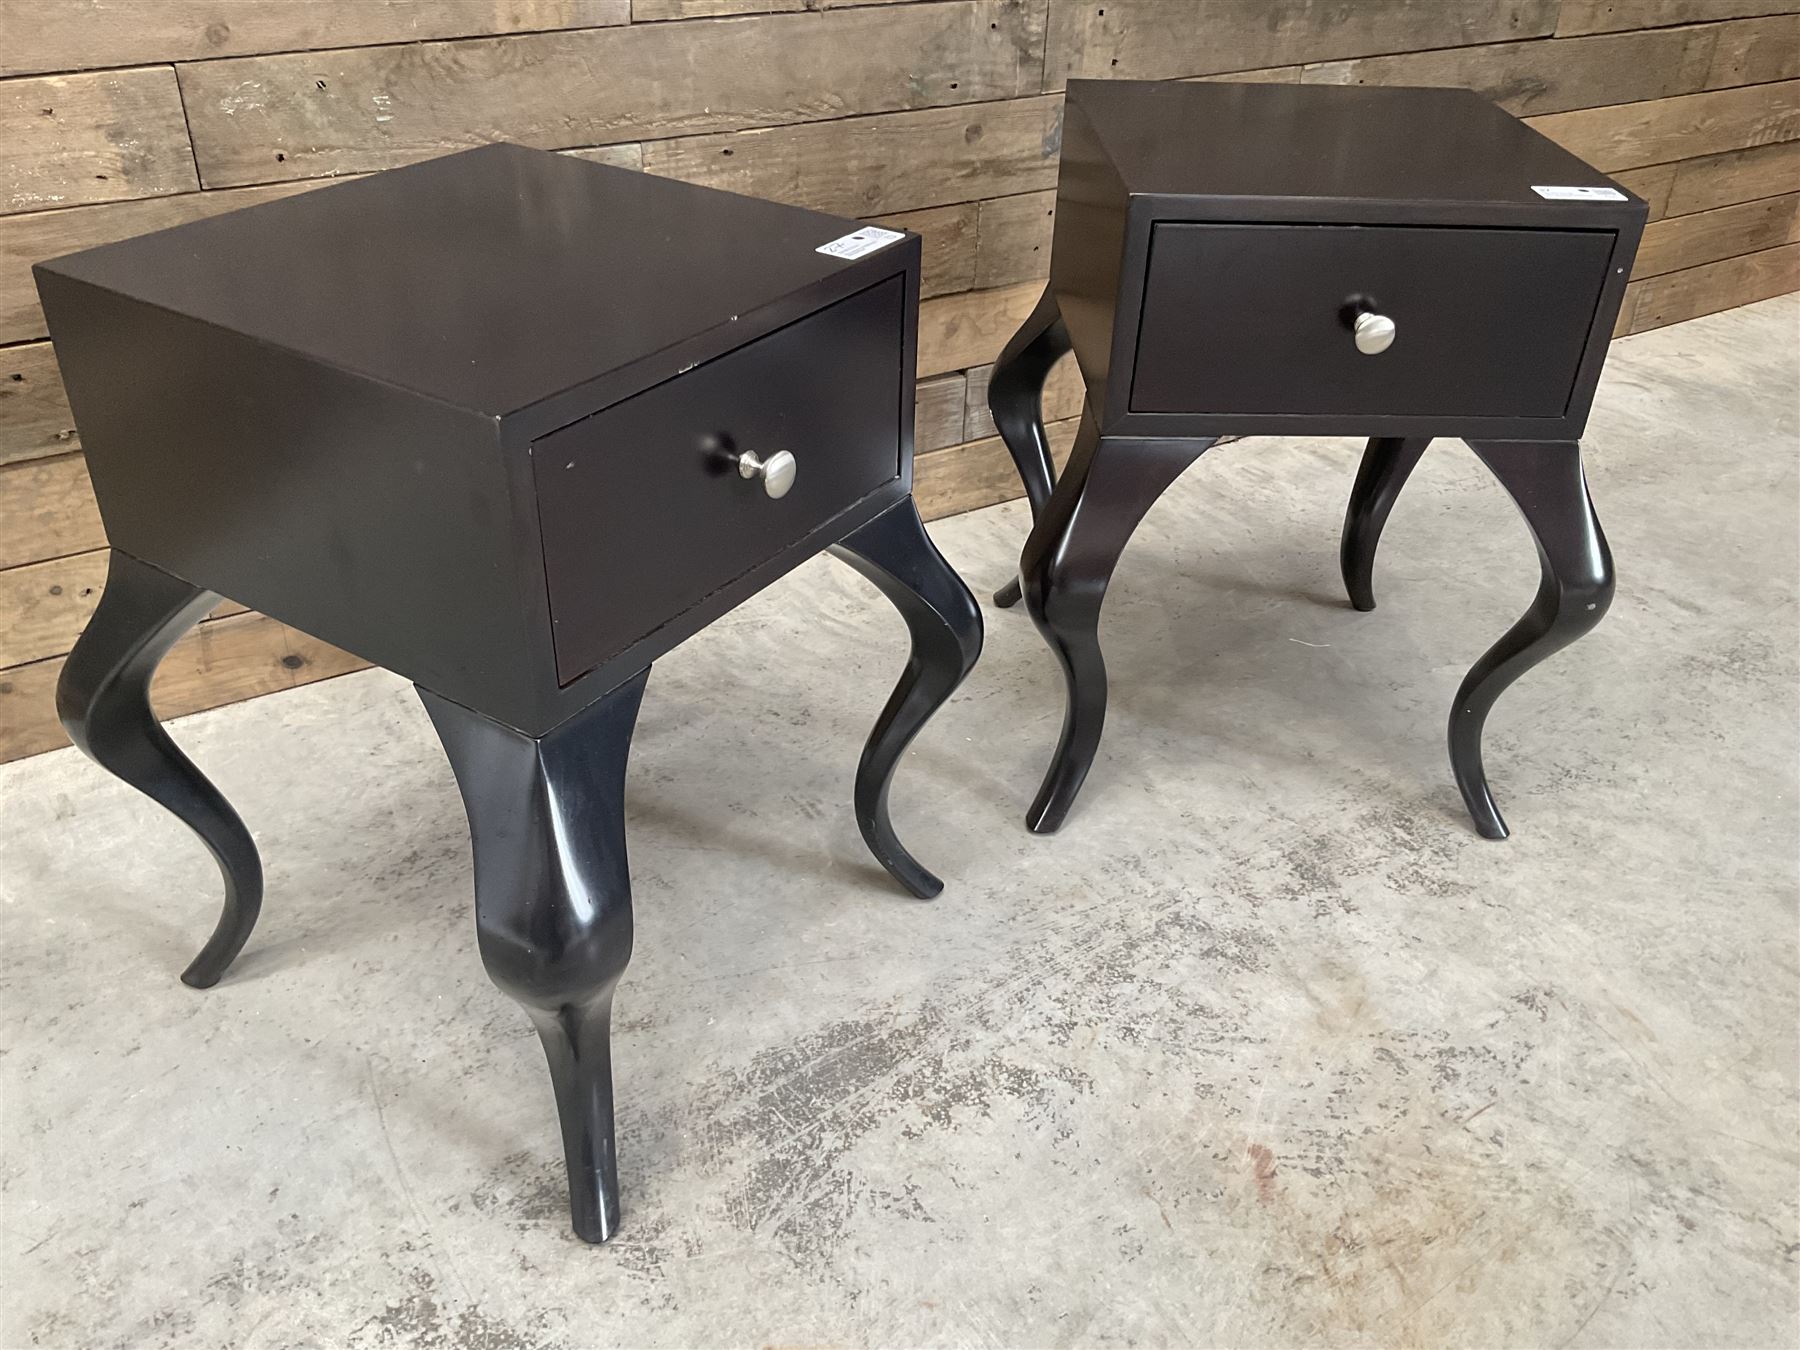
[915, 373, 970, 453]
[0, 0, 630, 78]
[1634, 191, 1800, 275]
[0, 611, 365, 763]
[639, 96, 1062, 220]
[0, 549, 245, 669]
[1558, 0, 1794, 37]
[632, 0, 908, 18]
[179, 1, 1047, 187]
[917, 281, 1040, 379]
[1628, 240, 1800, 328]
[915, 415, 1079, 521]
[1045, 0, 1558, 89]
[0, 453, 103, 571]
[870, 203, 978, 300]
[0, 341, 78, 465]
[1302, 26, 1714, 116]
[974, 190, 1056, 290]
[1612, 163, 1680, 218]
[1527, 80, 1800, 170]
[1, 68, 198, 214]
[1666, 137, 1800, 213]
[0, 179, 330, 344]
[1706, 14, 1800, 87]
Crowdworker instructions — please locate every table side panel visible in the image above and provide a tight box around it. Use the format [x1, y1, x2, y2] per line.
[36, 269, 554, 723]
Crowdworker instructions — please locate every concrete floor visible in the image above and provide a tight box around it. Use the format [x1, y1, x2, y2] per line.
[2, 295, 1796, 1348]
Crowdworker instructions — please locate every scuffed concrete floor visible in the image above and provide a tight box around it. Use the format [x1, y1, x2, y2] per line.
[3, 295, 1796, 1348]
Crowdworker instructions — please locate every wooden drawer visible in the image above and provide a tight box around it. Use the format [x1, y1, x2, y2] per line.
[534, 276, 905, 686]
[1129, 223, 1615, 419]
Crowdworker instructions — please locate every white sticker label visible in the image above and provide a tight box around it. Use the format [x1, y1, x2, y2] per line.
[1532, 185, 1627, 201]
[815, 226, 905, 260]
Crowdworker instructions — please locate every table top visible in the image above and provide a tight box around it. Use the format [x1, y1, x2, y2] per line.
[35, 143, 902, 417]
[1067, 80, 1634, 210]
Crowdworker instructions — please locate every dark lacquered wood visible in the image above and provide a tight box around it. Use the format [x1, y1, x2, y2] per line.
[828, 497, 984, 897]
[995, 82, 1641, 835]
[39, 144, 978, 1247]
[537, 277, 906, 686]
[1341, 437, 1432, 612]
[55, 551, 263, 988]
[1018, 406, 1216, 833]
[1131, 225, 1613, 418]
[421, 670, 649, 1244]
[35, 143, 920, 736]
[1047, 81, 1645, 441]
[1451, 440, 1614, 840]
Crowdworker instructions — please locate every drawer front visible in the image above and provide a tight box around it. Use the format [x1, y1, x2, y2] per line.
[1129, 223, 1614, 419]
[534, 276, 904, 686]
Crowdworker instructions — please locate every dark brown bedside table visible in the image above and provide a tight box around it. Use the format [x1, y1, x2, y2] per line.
[36, 144, 981, 1244]
[989, 80, 1644, 837]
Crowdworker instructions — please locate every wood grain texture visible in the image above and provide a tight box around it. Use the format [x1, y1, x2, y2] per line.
[1612, 162, 1680, 218]
[0, 341, 78, 465]
[0, 67, 198, 214]
[1302, 26, 1714, 116]
[974, 189, 1056, 289]
[1666, 136, 1800, 213]
[1628, 240, 1800, 327]
[1527, 80, 1800, 170]
[640, 95, 1062, 220]
[1705, 14, 1800, 88]
[1558, 0, 1793, 37]
[179, 0, 1047, 187]
[0, 549, 245, 668]
[632, 0, 908, 18]
[916, 280, 1040, 378]
[0, 179, 331, 343]
[1635, 191, 1800, 274]
[914, 415, 1078, 521]
[0, 453, 104, 570]
[869, 203, 978, 299]
[0, 0, 630, 78]
[0, 610, 365, 763]
[1044, 0, 1558, 89]
[915, 372, 970, 452]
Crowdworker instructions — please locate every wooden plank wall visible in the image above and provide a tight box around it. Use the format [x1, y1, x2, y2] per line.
[1, 0, 1796, 762]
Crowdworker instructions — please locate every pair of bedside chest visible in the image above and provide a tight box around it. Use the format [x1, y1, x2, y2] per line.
[38, 81, 1643, 1245]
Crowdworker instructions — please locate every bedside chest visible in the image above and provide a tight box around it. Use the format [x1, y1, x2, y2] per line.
[36, 144, 981, 1244]
[989, 80, 1643, 836]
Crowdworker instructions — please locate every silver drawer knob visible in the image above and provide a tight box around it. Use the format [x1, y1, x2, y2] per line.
[1354, 311, 1397, 355]
[732, 448, 797, 499]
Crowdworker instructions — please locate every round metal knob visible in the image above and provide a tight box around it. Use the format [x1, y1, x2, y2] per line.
[733, 448, 797, 499]
[1353, 311, 1397, 355]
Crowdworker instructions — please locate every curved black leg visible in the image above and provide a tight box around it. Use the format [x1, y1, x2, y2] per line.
[1341, 436, 1431, 611]
[56, 550, 262, 989]
[829, 497, 983, 899]
[1450, 441, 1614, 840]
[989, 284, 1072, 609]
[1020, 410, 1216, 833]
[420, 668, 648, 1245]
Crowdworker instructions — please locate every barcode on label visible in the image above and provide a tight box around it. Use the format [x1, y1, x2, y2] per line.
[816, 226, 905, 260]
[1532, 185, 1627, 202]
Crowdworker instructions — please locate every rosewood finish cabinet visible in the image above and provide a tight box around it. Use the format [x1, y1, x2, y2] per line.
[37, 145, 981, 1244]
[988, 81, 1645, 836]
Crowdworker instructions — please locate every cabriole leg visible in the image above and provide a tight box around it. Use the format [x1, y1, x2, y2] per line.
[989, 283, 1073, 609]
[829, 497, 983, 898]
[1341, 436, 1431, 611]
[1450, 440, 1614, 840]
[420, 669, 648, 1244]
[56, 549, 263, 989]
[1019, 409, 1216, 833]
